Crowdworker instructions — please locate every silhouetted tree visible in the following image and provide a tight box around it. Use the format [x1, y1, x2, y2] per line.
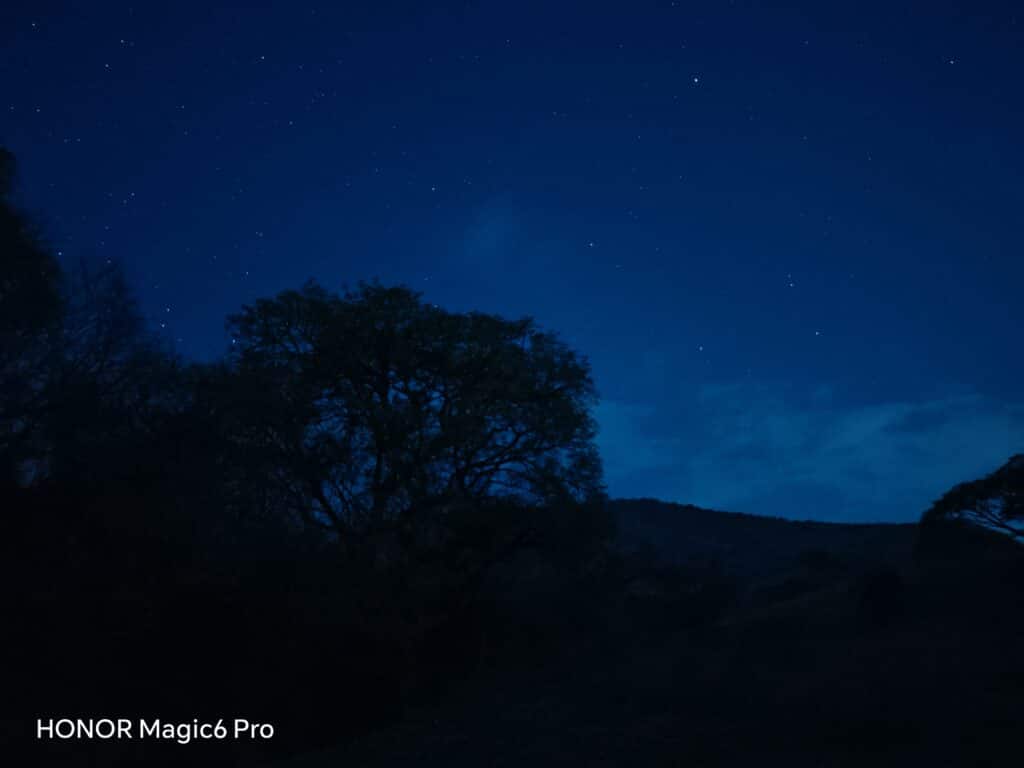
[41, 258, 183, 485]
[0, 148, 62, 485]
[921, 455, 1024, 543]
[1, 147, 183, 491]
[226, 281, 603, 542]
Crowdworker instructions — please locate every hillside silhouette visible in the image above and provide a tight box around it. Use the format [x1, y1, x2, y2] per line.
[611, 498, 917, 580]
[3, 147, 1023, 766]
[279, 473, 1024, 768]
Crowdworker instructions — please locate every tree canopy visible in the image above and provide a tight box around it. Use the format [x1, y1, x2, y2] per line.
[226, 281, 604, 538]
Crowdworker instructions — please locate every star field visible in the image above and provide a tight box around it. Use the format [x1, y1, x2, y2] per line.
[3, 0, 1023, 520]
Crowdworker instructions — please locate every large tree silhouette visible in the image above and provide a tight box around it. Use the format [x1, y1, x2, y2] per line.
[226, 281, 603, 538]
[0, 148, 62, 485]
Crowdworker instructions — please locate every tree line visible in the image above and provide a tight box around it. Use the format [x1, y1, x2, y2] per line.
[1, 146, 612, 764]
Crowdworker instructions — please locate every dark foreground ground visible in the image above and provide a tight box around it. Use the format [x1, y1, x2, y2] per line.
[270, 552, 1024, 768]
[11, 500, 1024, 767]
[262, 505, 1023, 768]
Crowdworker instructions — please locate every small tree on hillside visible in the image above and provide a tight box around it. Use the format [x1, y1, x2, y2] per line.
[921, 455, 1024, 544]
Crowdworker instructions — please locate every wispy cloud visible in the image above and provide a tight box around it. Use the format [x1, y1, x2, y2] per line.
[597, 385, 1024, 522]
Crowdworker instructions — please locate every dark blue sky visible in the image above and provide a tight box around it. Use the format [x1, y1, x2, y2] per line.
[3, 1, 1022, 521]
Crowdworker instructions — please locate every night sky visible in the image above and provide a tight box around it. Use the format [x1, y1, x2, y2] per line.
[3, 1, 1022, 522]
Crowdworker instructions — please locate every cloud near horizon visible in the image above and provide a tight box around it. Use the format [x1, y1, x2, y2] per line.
[596, 384, 1024, 523]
